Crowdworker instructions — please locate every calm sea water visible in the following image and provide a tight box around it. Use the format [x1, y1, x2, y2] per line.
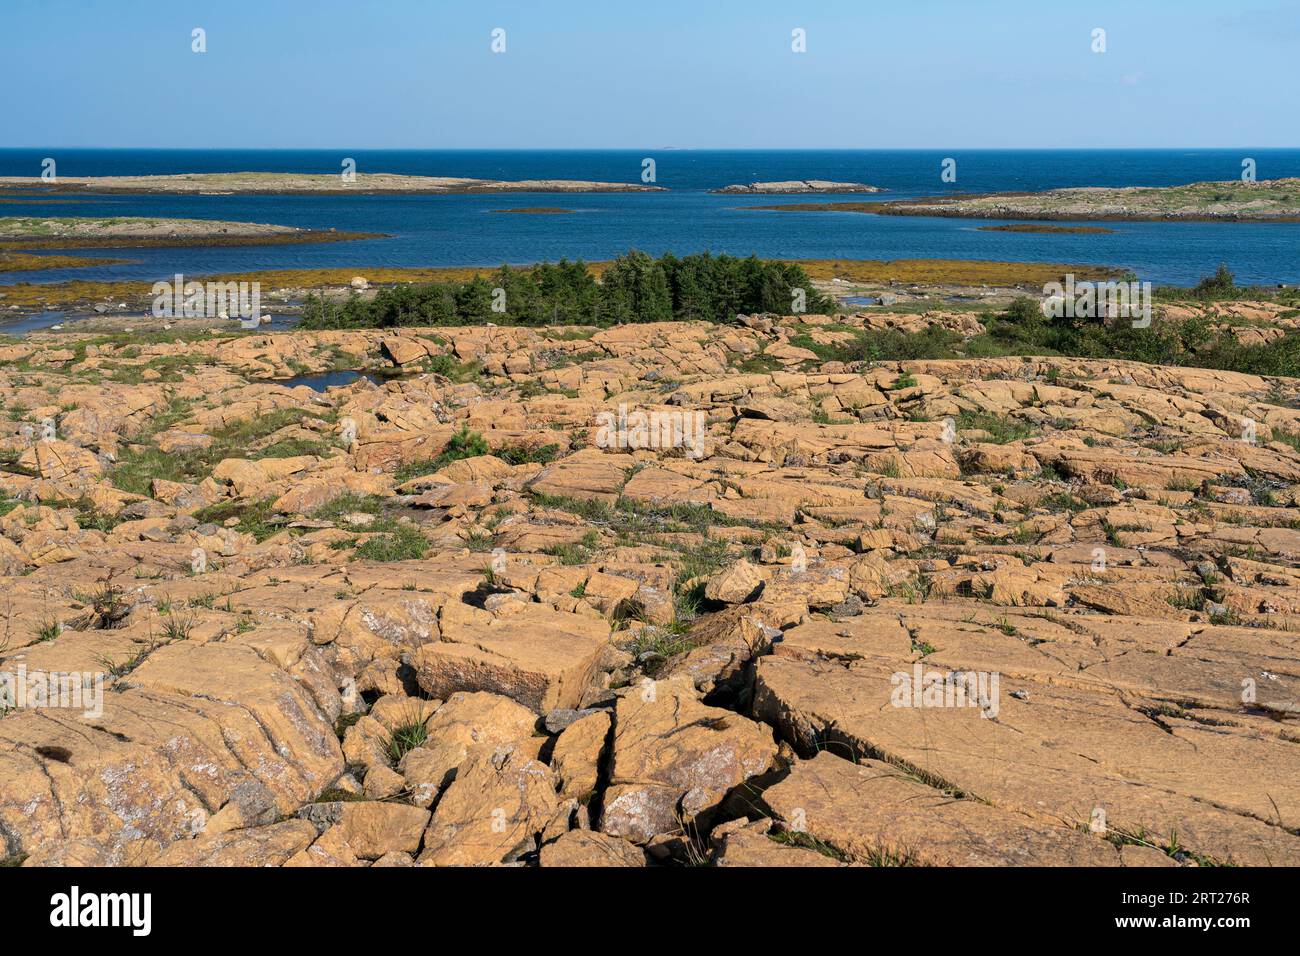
[2, 149, 1298, 287]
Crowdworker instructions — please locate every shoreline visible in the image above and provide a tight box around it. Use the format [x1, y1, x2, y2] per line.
[0, 171, 665, 195]
[1, 230, 381, 250]
[0, 214, 382, 246]
[977, 223, 1115, 235]
[755, 201, 1300, 223]
[0, 257, 1126, 320]
[755, 178, 1300, 223]
[711, 180, 883, 194]
[0, 215, 383, 275]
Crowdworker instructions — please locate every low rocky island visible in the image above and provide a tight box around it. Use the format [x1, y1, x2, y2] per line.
[0, 172, 665, 196]
[713, 180, 882, 194]
[764, 178, 1300, 222]
[489, 207, 578, 215]
[0, 216, 380, 274]
[0, 215, 378, 246]
[977, 223, 1115, 235]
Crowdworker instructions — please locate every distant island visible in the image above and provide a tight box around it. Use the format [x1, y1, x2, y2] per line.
[0, 172, 664, 196]
[489, 207, 578, 215]
[0, 215, 378, 272]
[754, 202, 881, 213]
[0, 215, 378, 248]
[712, 180, 882, 194]
[977, 223, 1114, 235]
[755, 178, 1300, 222]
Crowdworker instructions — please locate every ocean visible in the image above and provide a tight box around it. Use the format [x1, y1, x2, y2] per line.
[2, 148, 1299, 287]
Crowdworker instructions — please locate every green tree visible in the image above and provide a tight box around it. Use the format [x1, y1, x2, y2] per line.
[600, 250, 673, 324]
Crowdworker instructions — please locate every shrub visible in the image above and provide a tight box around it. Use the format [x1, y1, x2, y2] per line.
[352, 524, 429, 562]
[394, 426, 490, 482]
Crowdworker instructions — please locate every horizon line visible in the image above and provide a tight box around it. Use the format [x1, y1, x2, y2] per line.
[2, 146, 1299, 153]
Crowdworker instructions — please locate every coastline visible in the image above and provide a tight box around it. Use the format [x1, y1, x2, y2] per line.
[756, 178, 1300, 223]
[0, 215, 382, 250]
[0, 257, 1126, 323]
[0, 172, 664, 195]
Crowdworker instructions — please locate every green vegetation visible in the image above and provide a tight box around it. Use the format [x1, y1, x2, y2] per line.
[1168, 588, 1206, 612]
[1271, 429, 1300, 454]
[1157, 264, 1241, 301]
[312, 787, 367, 803]
[1040, 491, 1088, 514]
[823, 269, 1300, 379]
[422, 354, 483, 383]
[386, 718, 429, 762]
[852, 178, 1300, 224]
[393, 426, 489, 482]
[311, 492, 389, 524]
[891, 572, 934, 606]
[101, 352, 217, 385]
[464, 529, 497, 551]
[352, 523, 429, 562]
[767, 829, 853, 863]
[833, 325, 966, 363]
[621, 619, 705, 677]
[193, 497, 282, 542]
[161, 611, 197, 641]
[65, 496, 121, 532]
[111, 406, 333, 497]
[310, 493, 421, 546]
[497, 443, 561, 466]
[544, 530, 601, 565]
[1095, 823, 1229, 867]
[957, 411, 1034, 444]
[530, 492, 778, 539]
[299, 251, 832, 329]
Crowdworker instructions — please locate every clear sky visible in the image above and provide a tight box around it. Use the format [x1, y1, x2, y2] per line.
[2, 0, 1297, 149]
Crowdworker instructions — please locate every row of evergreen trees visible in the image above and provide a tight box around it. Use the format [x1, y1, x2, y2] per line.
[297, 251, 832, 329]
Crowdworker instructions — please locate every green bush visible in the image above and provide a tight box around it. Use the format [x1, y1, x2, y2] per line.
[393, 426, 490, 482]
[1192, 264, 1238, 298]
[831, 286, 1300, 380]
[832, 325, 964, 363]
[444, 425, 489, 459]
[352, 524, 429, 562]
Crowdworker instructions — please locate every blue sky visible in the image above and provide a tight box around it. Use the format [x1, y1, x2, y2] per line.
[2, 0, 1297, 148]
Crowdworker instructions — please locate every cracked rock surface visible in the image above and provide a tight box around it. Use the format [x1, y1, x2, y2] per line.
[2, 309, 1298, 866]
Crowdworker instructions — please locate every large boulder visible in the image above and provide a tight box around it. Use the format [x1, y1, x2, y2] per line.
[419, 746, 562, 866]
[414, 604, 610, 713]
[599, 676, 778, 844]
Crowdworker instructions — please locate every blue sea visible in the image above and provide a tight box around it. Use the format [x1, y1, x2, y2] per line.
[1, 149, 1298, 288]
